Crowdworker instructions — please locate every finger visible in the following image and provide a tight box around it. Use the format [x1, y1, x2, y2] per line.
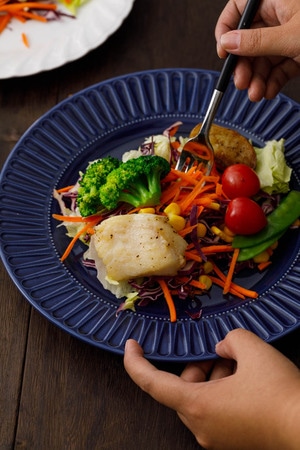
[248, 56, 273, 101]
[215, 0, 243, 58]
[124, 339, 188, 410]
[215, 328, 266, 363]
[180, 356, 235, 383]
[180, 360, 215, 383]
[233, 57, 254, 90]
[208, 358, 235, 380]
[219, 25, 298, 58]
[216, 328, 300, 379]
[265, 59, 300, 99]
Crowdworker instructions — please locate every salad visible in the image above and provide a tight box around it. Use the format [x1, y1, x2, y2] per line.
[0, 0, 90, 45]
[53, 122, 300, 322]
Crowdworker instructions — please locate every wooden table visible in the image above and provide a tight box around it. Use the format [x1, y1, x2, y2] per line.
[1, 1, 300, 449]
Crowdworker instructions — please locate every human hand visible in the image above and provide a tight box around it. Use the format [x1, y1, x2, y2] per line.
[124, 328, 300, 450]
[215, 0, 300, 101]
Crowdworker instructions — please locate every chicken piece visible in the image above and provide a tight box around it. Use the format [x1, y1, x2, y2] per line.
[190, 123, 257, 171]
[90, 214, 187, 282]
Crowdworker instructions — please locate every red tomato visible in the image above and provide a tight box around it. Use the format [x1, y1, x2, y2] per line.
[225, 197, 267, 235]
[222, 164, 260, 199]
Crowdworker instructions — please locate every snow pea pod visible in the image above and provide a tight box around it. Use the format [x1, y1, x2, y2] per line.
[233, 190, 300, 261]
[237, 231, 285, 261]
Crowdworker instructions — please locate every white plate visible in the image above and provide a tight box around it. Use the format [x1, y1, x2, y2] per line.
[0, 0, 135, 79]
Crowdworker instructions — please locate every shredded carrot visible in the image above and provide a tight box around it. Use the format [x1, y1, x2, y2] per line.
[184, 251, 202, 262]
[52, 213, 102, 223]
[258, 261, 272, 271]
[127, 207, 143, 214]
[212, 262, 258, 299]
[20, 11, 48, 22]
[0, 1, 58, 37]
[201, 245, 234, 254]
[56, 185, 75, 194]
[159, 180, 182, 205]
[0, 12, 10, 32]
[60, 223, 91, 262]
[0, 3, 57, 12]
[171, 167, 203, 186]
[178, 176, 219, 213]
[229, 282, 258, 299]
[157, 279, 177, 322]
[180, 277, 207, 290]
[208, 276, 246, 299]
[223, 248, 240, 295]
[21, 32, 29, 48]
[178, 224, 198, 237]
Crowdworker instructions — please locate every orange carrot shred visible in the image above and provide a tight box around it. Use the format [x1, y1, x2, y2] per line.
[0, 3, 57, 12]
[201, 245, 234, 254]
[208, 276, 246, 299]
[0, 13, 10, 33]
[0, 2, 57, 36]
[19, 11, 48, 22]
[21, 32, 29, 48]
[60, 223, 91, 262]
[257, 261, 272, 271]
[184, 250, 202, 262]
[212, 262, 258, 299]
[157, 279, 177, 322]
[52, 213, 102, 224]
[56, 185, 75, 194]
[223, 248, 240, 295]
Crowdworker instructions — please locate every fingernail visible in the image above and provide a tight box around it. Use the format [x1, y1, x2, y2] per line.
[220, 31, 241, 51]
[125, 339, 131, 350]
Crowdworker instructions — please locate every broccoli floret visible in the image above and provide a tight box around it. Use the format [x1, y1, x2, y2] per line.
[77, 156, 121, 216]
[99, 155, 170, 211]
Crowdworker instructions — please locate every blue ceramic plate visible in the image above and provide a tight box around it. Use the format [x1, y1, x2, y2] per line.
[1, 69, 300, 361]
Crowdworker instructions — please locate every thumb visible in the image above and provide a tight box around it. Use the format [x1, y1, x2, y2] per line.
[215, 328, 267, 362]
[220, 25, 295, 58]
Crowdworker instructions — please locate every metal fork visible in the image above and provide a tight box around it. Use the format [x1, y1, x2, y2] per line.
[176, 0, 261, 173]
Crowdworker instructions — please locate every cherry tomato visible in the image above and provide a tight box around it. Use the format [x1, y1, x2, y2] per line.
[225, 197, 267, 235]
[222, 164, 260, 199]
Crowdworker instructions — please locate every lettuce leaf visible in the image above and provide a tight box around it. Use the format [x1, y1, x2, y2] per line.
[254, 139, 292, 194]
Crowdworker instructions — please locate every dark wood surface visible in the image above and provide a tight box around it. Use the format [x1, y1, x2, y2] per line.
[1, 1, 300, 449]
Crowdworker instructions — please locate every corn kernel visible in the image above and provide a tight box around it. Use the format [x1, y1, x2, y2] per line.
[197, 223, 207, 238]
[253, 251, 270, 263]
[164, 202, 181, 215]
[168, 213, 186, 231]
[199, 275, 212, 290]
[211, 226, 233, 243]
[139, 208, 156, 214]
[208, 202, 220, 211]
[223, 225, 235, 237]
[203, 261, 213, 274]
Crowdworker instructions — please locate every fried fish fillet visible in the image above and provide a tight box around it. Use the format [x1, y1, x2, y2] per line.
[190, 123, 257, 170]
[91, 214, 187, 282]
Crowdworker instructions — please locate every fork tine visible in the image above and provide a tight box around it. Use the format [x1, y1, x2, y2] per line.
[176, 148, 212, 173]
[175, 149, 195, 172]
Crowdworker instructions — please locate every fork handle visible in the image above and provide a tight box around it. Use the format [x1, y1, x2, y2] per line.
[215, 0, 261, 93]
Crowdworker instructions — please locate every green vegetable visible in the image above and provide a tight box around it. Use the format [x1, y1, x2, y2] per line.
[58, 0, 89, 14]
[77, 156, 121, 217]
[99, 155, 170, 211]
[237, 232, 285, 262]
[233, 190, 300, 261]
[254, 139, 292, 194]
